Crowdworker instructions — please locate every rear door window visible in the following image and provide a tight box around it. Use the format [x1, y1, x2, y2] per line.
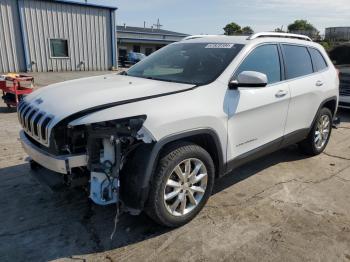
[283, 45, 313, 79]
[309, 48, 328, 72]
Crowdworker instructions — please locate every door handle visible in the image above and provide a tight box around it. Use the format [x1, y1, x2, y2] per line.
[275, 90, 288, 98]
[316, 81, 324, 87]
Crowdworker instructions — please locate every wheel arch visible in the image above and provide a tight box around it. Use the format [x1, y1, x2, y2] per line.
[310, 96, 338, 129]
[322, 97, 338, 117]
[120, 128, 225, 211]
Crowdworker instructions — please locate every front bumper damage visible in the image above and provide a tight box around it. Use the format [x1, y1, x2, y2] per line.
[20, 115, 152, 209]
[20, 130, 87, 174]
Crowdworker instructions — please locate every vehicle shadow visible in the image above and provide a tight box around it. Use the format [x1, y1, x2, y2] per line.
[213, 145, 307, 194]
[0, 144, 308, 261]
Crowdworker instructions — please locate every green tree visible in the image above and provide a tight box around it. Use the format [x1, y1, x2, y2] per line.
[223, 22, 242, 35]
[288, 20, 316, 31]
[320, 41, 333, 52]
[242, 26, 254, 35]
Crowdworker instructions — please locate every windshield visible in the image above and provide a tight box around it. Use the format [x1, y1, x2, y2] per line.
[126, 43, 244, 85]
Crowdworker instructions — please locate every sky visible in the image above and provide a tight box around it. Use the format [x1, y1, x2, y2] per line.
[113, 0, 350, 35]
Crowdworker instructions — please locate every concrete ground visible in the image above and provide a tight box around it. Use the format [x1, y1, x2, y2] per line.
[0, 71, 350, 262]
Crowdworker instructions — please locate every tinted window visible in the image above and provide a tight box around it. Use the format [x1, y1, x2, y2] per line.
[235, 45, 281, 84]
[309, 48, 328, 72]
[127, 43, 244, 86]
[283, 45, 313, 79]
[50, 39, 69, 58]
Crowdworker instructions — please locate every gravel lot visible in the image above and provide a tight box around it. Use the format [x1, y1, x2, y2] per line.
[0, 72, 349, 262]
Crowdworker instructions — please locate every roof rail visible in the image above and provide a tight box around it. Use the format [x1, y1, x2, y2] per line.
[247, 32, 312, 42]
[183, 35, 223, 40]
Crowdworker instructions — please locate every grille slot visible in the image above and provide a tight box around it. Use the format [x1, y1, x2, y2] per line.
[33, 113, 43, 136]
[22, 106, 33, 129]
[40, 117, 52, 141]
[27, 109, 38, 132]
[18, 101, 53, 146]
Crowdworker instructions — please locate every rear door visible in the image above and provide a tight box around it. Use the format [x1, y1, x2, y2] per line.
[282, 44, 325, 135]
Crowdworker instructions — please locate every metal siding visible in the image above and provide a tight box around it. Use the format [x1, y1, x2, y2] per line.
[18, 0, 112, 72]
[0, 0, 25, 73]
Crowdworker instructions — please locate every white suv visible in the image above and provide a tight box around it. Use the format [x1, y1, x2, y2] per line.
[18, 32, 339, 227]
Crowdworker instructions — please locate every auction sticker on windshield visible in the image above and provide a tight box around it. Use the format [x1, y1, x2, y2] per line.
[205, 44, 235, 49]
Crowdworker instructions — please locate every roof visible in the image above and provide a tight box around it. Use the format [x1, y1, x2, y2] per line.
[117, 26, 189, 37]
[54, 0, 118, 9]
[326, 26, 350, 29]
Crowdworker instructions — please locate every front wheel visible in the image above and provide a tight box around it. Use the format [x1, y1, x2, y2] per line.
[299, 107, 332, 155]
[146, 143, 215, 227]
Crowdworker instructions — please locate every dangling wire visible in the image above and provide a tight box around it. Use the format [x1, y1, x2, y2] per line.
[110, 197, 120, 240]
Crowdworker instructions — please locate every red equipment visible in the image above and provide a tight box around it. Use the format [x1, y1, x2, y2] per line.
[0, 74, 34, 108]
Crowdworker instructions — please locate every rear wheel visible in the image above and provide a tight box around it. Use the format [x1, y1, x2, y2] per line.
[299, 107, 332, 155]
[146, 142, 215, 227]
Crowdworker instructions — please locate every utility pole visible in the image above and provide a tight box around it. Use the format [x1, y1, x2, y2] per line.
[153, 18, 163, 30]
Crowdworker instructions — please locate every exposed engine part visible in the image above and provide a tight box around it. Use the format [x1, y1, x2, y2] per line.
[89, 136, 121, 205]
[90, 171, 119, 205]
[86, 117, 146, 206]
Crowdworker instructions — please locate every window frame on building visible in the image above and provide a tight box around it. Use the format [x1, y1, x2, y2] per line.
[49, 38, 70, 59]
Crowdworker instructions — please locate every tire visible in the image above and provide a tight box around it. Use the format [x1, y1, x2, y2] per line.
[299, 107, 333, 156]
[146, 142, 215, 227]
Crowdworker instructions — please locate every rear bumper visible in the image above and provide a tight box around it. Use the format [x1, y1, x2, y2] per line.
[20, 130, 87, 174]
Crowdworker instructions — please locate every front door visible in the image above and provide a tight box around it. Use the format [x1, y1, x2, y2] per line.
[227, 44, 290, 163]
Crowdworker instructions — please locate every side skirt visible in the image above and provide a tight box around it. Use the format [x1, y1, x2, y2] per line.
[224, 128, 309, 175]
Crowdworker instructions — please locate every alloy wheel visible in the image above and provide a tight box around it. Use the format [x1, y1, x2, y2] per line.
[314, 114, 331, 150]
[163, 158, 208, 217]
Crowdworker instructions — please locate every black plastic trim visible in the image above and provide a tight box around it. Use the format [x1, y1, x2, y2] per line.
[129, 128, 224, 209]
[225, 137, 283, 173]
[225, 128, 310, 174]
[310, 96, 338, 127]
[281, 128, 309, 147]
[142, 128, 225, 188]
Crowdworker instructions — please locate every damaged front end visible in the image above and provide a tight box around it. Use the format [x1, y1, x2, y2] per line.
[52, 115, 154, 208]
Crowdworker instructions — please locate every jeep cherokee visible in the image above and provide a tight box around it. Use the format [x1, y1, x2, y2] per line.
[18, 32, 339, 227]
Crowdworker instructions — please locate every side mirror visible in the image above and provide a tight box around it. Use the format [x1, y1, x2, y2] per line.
[229, 71, 268, 89]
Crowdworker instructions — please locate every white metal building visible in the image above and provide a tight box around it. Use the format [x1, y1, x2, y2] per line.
[325, 27, 350, 42]
[117, 25, 188, 57]
[0, 0, 117, 73]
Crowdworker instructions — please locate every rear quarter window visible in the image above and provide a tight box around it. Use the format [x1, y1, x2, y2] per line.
[309, 48, 328, 72]
[283, 45, 313, 79]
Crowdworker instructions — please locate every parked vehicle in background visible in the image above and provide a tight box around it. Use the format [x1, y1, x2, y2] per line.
[338, 67, 350, 108]
[120, 52, 146, 67]
[329, 45, 350, 109]
[18, 32, 339, 227]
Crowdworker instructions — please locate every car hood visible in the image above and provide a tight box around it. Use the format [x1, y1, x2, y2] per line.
[24, 74, 194, 124]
